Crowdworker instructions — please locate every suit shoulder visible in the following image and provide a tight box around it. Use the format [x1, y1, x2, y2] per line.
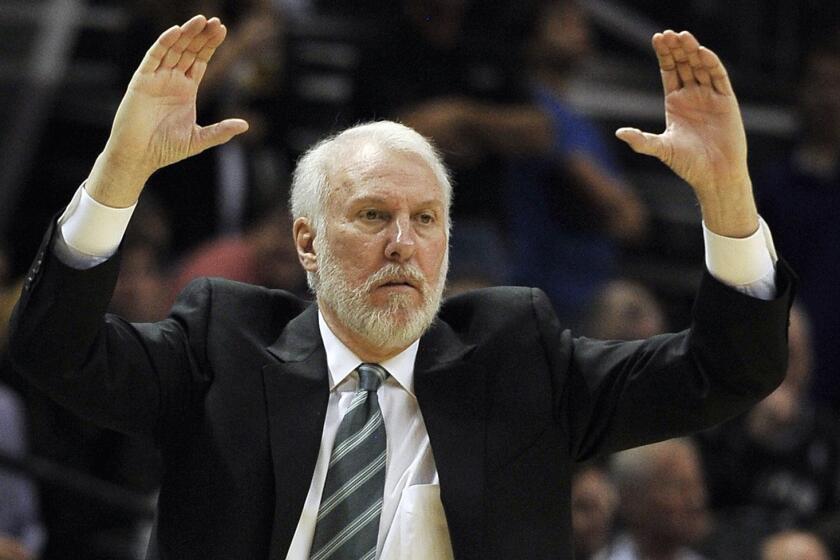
[442, 285, 550, 310]
[439, 286, 554, 335]
[175, 277, 310, 322]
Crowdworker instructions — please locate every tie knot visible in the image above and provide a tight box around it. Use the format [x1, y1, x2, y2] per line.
[356, 363, 388, 392]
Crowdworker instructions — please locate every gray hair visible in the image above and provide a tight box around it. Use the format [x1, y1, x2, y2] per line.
[289, 120, 453, 235]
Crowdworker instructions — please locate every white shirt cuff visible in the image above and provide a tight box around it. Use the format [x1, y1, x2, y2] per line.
[54, 183, 136, 269]
[703, 217, 777, 300]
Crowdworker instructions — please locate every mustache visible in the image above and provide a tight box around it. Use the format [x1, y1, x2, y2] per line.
[363, 263, 427, 293]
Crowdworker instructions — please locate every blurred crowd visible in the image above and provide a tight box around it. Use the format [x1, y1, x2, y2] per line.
[1, 1, 840, 559]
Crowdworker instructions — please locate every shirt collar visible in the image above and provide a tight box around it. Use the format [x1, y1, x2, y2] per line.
[318, 309, 419, 396]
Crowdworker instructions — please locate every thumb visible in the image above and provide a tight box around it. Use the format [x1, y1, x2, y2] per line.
[191, 118, 250, 156]
[615, 127, 668, 162]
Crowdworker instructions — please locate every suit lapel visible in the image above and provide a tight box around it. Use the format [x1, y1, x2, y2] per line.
[414, 320, 486, 560]
[262, 304, 329, 559]
[261, 309, 487, 559]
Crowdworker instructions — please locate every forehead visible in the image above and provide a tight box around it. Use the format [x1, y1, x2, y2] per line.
[651, 444, 699, 477]
[327, 145, 444, 208]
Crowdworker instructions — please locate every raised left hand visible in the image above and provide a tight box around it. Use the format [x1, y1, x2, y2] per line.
[616, 30, 758, 238]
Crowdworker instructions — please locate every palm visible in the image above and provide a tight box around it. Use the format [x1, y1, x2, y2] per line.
[660, 82, 747, 192]
[121, 71, 199, 166]
[104, 15, 247, 178]
[617, 31, 749, 198]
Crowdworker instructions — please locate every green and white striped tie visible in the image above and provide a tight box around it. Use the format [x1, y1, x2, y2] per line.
[310, 363, 389, 560]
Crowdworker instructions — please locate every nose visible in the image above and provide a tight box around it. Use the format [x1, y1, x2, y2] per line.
[384, 215, 416, 262]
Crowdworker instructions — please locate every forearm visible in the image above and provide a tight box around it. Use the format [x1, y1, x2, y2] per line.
[10, 224, 119, 365]
[400, 99, 553, 158]
[466, 103, 554, 156]
[7, 220, 198, 437]
[565, 154, 648, 242]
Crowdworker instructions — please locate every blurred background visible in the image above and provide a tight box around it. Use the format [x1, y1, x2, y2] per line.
[1, 1, 839, 559]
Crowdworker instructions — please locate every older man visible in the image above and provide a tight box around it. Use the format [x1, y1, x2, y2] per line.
[9, 15, 792, 560]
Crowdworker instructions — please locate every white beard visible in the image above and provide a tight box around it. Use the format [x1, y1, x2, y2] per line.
[313, 240, 447, 353]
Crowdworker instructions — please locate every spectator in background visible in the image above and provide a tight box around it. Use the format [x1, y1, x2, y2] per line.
[125, 0, 290, 255]
[0, 384, 45, 560]
[443, 222, 511, 297]
[170, 205, 307, 301]
[756, 34, 840, 412]
[22, 392, 160, 560]
[194, 0, 290, 238]
[109, 195, 173, 324]
[110, 241, 169, 324]
[0, 244, 21, 365]
[353, 0, 552, 283]
[1, 241, 44, 560]
[696, 306, 840, 559]
[761, 531, 830, 560]
[507, 0, 648, 325]
[6, 14, 795, 558]
[598, 439, 711, 560]
[0, 243, 7, 289]
[7, 202, 168, 560]
[572, 464, 618, 560]
[582, 278, 666, 340]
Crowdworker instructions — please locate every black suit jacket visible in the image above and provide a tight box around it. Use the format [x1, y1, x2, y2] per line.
[9, 223, 795, 559]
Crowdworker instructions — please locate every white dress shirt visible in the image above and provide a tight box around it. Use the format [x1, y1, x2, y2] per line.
[51, 184, 780, 559]
[285, 313, 448, 558]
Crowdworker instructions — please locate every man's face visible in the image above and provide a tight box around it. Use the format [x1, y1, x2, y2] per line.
[641, 445, 709, 546]
[572, 468, 617, 557]
[311, 147, 449, 353]
[530, 2, 592, 75]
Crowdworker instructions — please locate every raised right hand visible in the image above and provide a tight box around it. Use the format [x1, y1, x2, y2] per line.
[87, 15, 249, 207]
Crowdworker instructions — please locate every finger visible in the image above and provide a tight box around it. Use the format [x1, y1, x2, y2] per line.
[161, 15, 207, 69]
[664, 31, 695, 86]
[615, 127, 670, 163]
[187, 24, 228, 83]
[653, 32, 680, 95]
[176, 17, 222, 73]
[692, 61, 712, 87]
[698, 46, 734, 96]
[678, 31, 708, 86]
[191, 118, 250, 155]
[137, 25, 181, 74]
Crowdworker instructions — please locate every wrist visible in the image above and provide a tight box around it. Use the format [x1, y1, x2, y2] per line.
[698, 181, 759, 238]
[85, 149, 151, 208]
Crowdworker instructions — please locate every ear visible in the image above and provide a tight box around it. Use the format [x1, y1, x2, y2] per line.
[293, 217, 318, 273]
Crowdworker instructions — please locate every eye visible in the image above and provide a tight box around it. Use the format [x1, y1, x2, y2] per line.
[417, 212, 436, 225]
[361, 209, 386, 221]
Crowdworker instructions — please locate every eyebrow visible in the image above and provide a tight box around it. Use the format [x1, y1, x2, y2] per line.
[348, 195, 443, 209]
